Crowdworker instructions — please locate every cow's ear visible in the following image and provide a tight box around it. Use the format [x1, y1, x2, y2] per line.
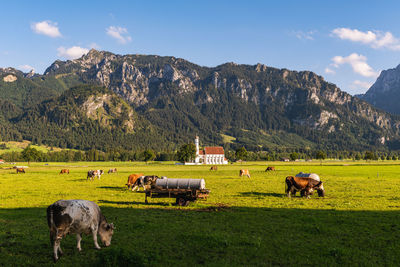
[110, 223, 115, 230]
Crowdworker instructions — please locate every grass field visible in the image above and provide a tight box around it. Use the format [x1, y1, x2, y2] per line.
[1, 161, 400, 266]
[0, 140, 66, 154]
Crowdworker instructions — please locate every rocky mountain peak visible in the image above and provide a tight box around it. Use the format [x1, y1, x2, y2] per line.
[359, 64, 400, 115]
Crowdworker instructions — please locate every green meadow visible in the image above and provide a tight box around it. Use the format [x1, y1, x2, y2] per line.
[1, 161, 400, 266]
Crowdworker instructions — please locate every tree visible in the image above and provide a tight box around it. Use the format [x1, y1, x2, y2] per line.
[315, 150, 327, 160]
[289, 152, 299, 161]
[177, 143, 196, 163]
[21, 146, 42, 163]
[364, 151, 375, 160]
[143, 149, 156, 162]
[235, 147, 248, 161]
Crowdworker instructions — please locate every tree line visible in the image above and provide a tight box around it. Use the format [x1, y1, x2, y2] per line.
[2, 144, 398, 163]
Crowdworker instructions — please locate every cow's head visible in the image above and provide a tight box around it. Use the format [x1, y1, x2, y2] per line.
[315, 181, 325, 197]
[99, 222, 115, 247]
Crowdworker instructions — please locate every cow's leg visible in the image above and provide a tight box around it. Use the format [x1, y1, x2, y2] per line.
[76, 234, 82, 251]
[91, 229, 101, 249]
[50, 230, 58, 261]
[291, 189, 297, 196]
[287, 186, 292, 197]
[132, 185, 138, 191]
[53, 233, 63, 262]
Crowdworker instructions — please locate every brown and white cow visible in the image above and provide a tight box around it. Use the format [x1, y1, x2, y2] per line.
[46, 199, 115, 262]
[126, 173, 144, 190]
[59, 169, 70, 174]
[16, 168, 25, 173]
[285, 176, 325, 198]
[265, 166, 275, 171]
[210, 166, 218, 171]
[239, 169, 250, 178]
[108, 168, 117, 174]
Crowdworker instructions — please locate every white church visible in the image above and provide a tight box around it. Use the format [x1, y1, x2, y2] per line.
[193, 136, 228, 165]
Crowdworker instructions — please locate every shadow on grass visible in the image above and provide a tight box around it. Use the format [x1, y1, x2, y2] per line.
[239, 192, 286, 198]
[97, 186, 127, 192]
[98, 199, 169, 206]
[1, 207, 400, 266]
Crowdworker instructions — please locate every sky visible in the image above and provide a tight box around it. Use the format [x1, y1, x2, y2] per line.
[1, 0, 400, 95]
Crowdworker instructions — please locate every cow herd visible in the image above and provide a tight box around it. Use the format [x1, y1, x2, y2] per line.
[17, 164, 324, 262]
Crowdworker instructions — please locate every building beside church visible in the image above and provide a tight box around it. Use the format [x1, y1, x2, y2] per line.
[194, 136, 228, 165]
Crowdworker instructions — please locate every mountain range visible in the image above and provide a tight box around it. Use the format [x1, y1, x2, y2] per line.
[357, 64, 400, 116]
[1, 49, 400, 152]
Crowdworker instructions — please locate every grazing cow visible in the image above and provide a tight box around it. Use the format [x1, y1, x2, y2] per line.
[126, 173, 144, 190]
[133, 175, 160, 191]
[59, 169, 70, 174]
[285, 176, 325, 198]
[47, 199, 115, 262]
[108, 168, 117, 174]
[265, 166, 275, 171]
[210, 166, 218, 171]
[87, 170, 104, 181]
[239, 169, 250, 178]
[16, 168, 25, 173]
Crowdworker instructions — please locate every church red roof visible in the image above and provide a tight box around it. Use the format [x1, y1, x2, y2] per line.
[204, 147, 225, 155]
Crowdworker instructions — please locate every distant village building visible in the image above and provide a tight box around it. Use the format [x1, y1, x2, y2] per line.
[0, 159, 4, 164]
[194, 136, 228, 165]
[281, 158, 290, 162]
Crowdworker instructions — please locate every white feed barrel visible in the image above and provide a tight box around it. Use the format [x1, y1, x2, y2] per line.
[155, 178, 206, 190]
[295, 172, 320, 181]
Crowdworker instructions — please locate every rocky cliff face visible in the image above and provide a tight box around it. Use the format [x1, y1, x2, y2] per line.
[2, 49, 400, 150]
[43, 50, 398, 132]
[358, 64, 400, 115]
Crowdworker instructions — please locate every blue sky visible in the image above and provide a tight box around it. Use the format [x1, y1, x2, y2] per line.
[1, 0, 400, 95]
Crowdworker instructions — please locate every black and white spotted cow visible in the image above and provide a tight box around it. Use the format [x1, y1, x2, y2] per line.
[87, 170, 104, 181]
[46, 199, 115, 262]
[131, 175, 160, 191]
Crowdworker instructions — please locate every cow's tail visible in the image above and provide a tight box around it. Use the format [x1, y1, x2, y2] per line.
[47, 205, 54, 244]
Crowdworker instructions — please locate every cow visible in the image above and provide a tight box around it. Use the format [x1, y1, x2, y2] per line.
[239, 169, 250, 178]
[210, 166, 218, 171]
[16, 168, 25, 173]
[59, 169, 70, 174]
[126, 173, 144, 190]
[46, 199, 114, 262]
[131, 175, 160, 191]
[265, 166, 275, 171]
[108, 168, 117, 174]
[87, 170, 104, 181]
[285, 176, 325, 198]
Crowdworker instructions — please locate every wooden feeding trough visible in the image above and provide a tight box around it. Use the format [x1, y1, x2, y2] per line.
[143, 178, 210, 206]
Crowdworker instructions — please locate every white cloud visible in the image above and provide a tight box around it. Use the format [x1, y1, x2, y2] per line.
[19, 64, 35, 72]
[31, 21, 62, 38]
[324, 67, 335, 74]
[330, 53, 379, 78]
[351, 80, 372, 90]
[57, 46, 89, 59]
[106, 26, 132, 44]
[332, 28, 400, 50]
[294, 30, 316, 40]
